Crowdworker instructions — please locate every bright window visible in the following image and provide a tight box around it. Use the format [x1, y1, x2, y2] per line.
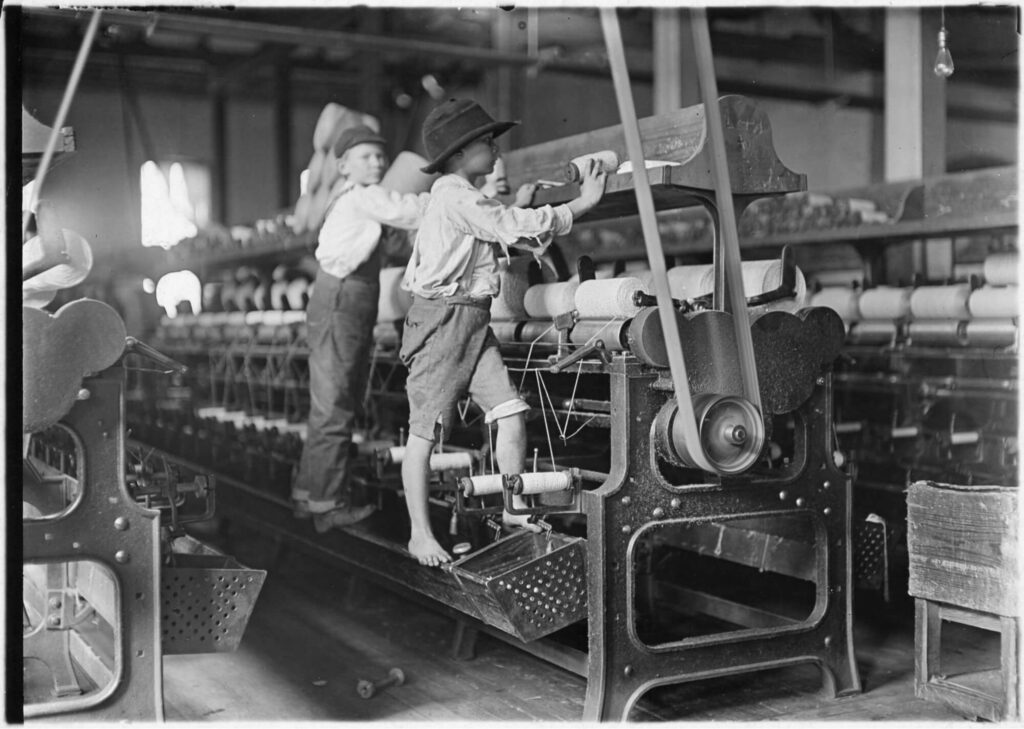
[140, 160, 210, 248]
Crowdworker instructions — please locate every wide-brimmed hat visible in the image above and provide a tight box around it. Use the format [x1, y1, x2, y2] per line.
[420, 99, 518, 174]
[333, 124, 386, 158]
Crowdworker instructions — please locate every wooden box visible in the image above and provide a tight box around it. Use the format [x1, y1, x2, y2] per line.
[907, 481, 1019, 617]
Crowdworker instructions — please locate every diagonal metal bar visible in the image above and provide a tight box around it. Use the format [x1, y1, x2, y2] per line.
[690, 9, 762, 412]
[599, 8, 714, 473]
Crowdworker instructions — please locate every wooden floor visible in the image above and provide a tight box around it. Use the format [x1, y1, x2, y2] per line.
[160, 521, 995, 723]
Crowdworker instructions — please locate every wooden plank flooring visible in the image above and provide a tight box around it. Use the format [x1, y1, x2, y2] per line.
[162, 522, 988, 722]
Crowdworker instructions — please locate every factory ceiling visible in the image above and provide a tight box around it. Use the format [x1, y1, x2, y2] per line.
[16, 5, 1020, 117]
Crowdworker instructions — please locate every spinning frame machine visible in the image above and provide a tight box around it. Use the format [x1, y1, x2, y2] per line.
[128, 10, 864, 720]
[21, 11, 266, 720]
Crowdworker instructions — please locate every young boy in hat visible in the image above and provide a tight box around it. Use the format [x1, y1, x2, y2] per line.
[293, 124, 429, 533]
[400, 98, 607, 566]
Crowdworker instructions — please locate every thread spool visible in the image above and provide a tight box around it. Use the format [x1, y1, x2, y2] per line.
[968, 286, 1019, 319]
[810, 287, 861, 321]
[523, 281, 579, 319]
[490, 258, 532, 320]
[909, 284, 971, 320]
[568, 320, 628, 350]
[282, 310, 306, 325]
[270, 280, 290, 311]
[379, 447, 473, 472]
[846, 320, 899, 346]
[618, 269, 655, 292]
[665, 264, 713, 299]
[516, 321, 561, 344]
[459, 474, 504, 497]
[490, 321, 523, 343]
[983, 252, 1019, 286]
[233, 279, 257, 312]
[907, 320, 966, 347]
[22, 228, 94, 298]
[574, 277, 643, 319]
[428, 452, 474, 472]
[741, 259, 808, 314]
[964, 320, 1017, 348]
[285, 277, 310, 311]
[253, 281, 271, 311]
[857, 287, 913, 320]
[378, 267, 414, 322]
[509, 471, 573, 495]
[565, 150, 620, 182]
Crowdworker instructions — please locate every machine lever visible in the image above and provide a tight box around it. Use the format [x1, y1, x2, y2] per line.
[549, 340, 608, 373]
[125, 336, 189, 375]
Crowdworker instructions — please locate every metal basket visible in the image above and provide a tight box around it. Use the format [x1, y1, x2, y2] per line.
[160, 536, 267, 655]
[449, 530, 587, 642]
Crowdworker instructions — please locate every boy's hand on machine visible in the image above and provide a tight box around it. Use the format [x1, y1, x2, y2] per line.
[577, 158, 607, 208]
[513, 183, 537, 207]
[502, 510, 542, 533]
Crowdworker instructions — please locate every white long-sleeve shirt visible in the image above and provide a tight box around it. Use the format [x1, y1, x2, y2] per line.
[316, 181, 429, 280]
[403, 174, 573, 299]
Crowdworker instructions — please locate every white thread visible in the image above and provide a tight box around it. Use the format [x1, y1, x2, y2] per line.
[983, 252, 1019, 286]
[909, 285, 972, 319]
[574, 277, 643, 319]
[523, 281, 580, 319]
[535, 370, 558, 469]
[857, 287, 913, 319]
[968, 286, 1019, 318]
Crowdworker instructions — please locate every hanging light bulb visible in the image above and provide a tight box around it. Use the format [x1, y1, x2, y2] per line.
[934, 11, 954, 78]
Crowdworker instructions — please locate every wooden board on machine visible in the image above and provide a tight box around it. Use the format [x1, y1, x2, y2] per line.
[501, 95, 805, 197]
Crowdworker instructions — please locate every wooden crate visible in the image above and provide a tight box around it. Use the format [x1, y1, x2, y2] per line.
[907, 481, 1019, 617]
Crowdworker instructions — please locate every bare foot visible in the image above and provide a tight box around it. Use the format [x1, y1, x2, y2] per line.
[408, 535, 452, 567]
[502, 511, 542, 532]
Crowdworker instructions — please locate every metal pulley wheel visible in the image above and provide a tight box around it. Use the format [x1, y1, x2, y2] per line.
[655, 393, 765, 475]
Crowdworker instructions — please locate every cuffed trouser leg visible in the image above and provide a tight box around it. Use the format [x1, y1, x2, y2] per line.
[292, 273, 378, 514]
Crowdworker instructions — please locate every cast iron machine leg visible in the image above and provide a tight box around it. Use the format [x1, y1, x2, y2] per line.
[582, 362, 860, 721]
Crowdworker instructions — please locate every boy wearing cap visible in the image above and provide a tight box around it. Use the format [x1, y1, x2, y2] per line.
[293, 124, 429, 533]
[400, 98, 606, 566]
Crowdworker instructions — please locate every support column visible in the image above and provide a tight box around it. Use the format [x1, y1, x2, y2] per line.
[653, 8, 701, 114]
[273, 62, 292, 209]
[884, 7, 948, 282]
